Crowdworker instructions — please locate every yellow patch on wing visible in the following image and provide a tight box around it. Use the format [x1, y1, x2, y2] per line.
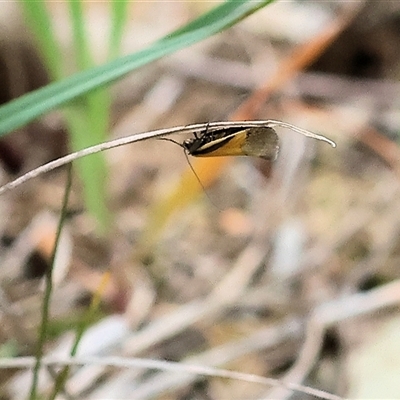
[196, 130, 248, 157]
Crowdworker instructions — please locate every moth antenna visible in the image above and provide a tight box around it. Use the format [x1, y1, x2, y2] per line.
[160, 136, 221, 210]
[184, 151, 222, 211]
[266, 120, 337, 148]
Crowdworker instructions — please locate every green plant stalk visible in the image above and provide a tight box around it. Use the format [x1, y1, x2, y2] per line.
[0, 0, 274, 135]
[22, 0, 111, 231]
[65, 107, 110, 229]
[69, 0, 93, 71]
[29, 165, 73, 400]
[48, 272, 108, 400]
[109, 0, 130, 60]
[21, 0, 63, 80]
[68, 0, 110, 231]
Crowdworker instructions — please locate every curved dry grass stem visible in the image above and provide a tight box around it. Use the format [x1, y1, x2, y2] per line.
[266, 120, 337, 147]
[0, 120, 335, 196]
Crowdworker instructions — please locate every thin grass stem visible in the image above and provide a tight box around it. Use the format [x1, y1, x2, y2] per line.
[29, 165, 73, 400]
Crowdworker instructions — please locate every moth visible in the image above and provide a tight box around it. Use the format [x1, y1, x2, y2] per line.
[182, 126, 279, 161]
[160, 120, 335, 160]
[159, 121, 335, 199]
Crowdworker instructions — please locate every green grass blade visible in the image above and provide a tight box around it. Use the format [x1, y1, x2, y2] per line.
[163, 0, 267, 40]
[0, 0, 273, 136]
[20, 0, 63, 80]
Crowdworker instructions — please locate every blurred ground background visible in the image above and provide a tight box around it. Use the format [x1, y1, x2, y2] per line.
[1, 1, 400, 399]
